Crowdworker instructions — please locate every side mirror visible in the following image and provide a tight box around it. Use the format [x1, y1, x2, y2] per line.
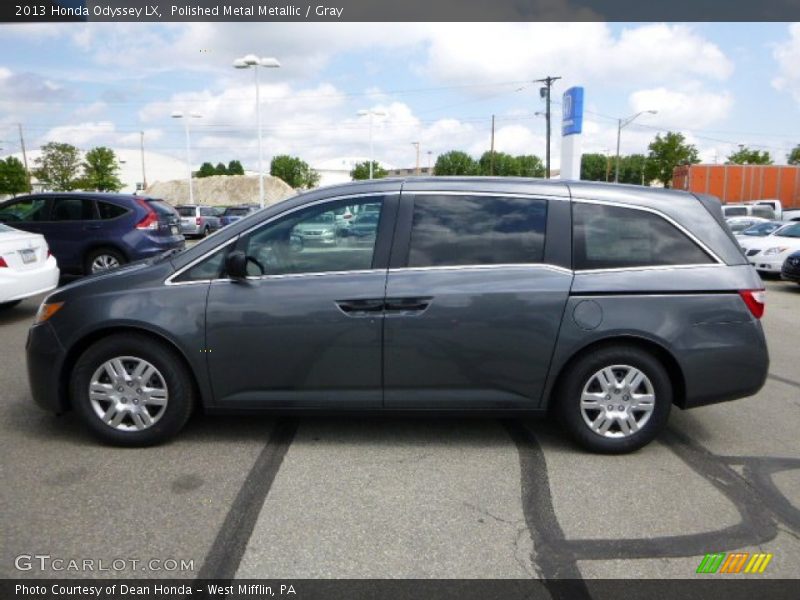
[225, 250, 248, 279]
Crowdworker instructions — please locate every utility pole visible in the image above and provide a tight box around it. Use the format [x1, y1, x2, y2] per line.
[534, 76, 561, 179]
[490, 114, 496, 176]
[412, 141, 420, 175]
[18, 123, 31, 192]
[139, 131, 147, 191]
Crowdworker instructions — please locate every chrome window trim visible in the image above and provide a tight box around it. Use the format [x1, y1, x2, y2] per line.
[574, 263, 726, 275]
[242, 268, 385, 282]
[571, 197, 725, 266]
[389, 263, 572, 275]
[164, 191, 398, 286]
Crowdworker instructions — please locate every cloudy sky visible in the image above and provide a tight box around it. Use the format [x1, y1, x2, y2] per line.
[1, 22, 799, 175]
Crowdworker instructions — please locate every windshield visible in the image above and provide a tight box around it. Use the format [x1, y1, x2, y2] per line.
[742, 222, 783, 236]
[775, 223, 800, 238]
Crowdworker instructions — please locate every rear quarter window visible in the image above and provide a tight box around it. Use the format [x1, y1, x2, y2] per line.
[573, 203, 714, 270]
[97, 201, 129, 219]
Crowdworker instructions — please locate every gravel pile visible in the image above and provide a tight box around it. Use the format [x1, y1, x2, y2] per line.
[144, 174, 295, 206]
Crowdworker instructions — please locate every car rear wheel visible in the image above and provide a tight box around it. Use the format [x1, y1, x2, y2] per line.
[556, 345, 672, 454]
[71, 334, 194, 446]
[85, 248, 126, 275]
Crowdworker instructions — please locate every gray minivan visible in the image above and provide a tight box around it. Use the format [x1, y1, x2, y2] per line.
[26, 178, 769, 453]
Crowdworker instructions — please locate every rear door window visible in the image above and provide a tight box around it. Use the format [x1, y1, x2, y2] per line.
[51, 198, 96, 221]
[407, 194, 547, 267]
[573, 203, 714, 270]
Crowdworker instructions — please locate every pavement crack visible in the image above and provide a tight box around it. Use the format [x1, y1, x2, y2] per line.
[462, 501, 520, 525]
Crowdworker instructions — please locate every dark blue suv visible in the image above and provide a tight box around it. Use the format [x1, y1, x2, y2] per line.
[0, 193, 184, 275]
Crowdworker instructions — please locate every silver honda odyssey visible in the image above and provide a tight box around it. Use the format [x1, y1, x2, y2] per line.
[27, 178, 768, 453]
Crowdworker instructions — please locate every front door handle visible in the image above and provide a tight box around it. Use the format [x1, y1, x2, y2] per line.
[336, 298, 385, 316]
[385, 297, 433, 314]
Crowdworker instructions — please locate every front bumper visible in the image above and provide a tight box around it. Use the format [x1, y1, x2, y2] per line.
[26, 321, 69, 413]
[748, 254, 787, 273]
[781, 259, 800, 282]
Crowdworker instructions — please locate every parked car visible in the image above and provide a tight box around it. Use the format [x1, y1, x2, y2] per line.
[722, 204, 775, 219]
[739, 221, 800, 274]
[781, 249, 800, 284]
[292, 210, 340, 245]
[783, 209, 800, 222]
[220, 205, 259, 228]
[726, 216, 769, 233]
[27, 179, 768, 453]
[0, 193, 184, 275]
[0, 223, 59, 309]
[176, 205, 222, 237]
[734, 220, 787, 241]
[341, 210, 380, 244]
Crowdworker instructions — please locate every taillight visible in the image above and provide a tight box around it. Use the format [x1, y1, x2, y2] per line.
[196, 217, 201, 226]
[0, 256, 7, 268]
[739, 289, 765, 319]
[135, 199, 159, 230]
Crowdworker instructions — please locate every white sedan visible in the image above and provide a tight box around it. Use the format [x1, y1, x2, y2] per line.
[0, 223, 59, 308]
[739, 221, 800, 274]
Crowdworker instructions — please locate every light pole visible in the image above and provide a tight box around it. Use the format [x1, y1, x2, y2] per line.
[171, 111, 202, 204]
[615, 110, 657, 183]
[234, 54, 281, 208]
[411, 141, 420, 175]
[357, 109, 386, 179]
[426, 151, 433, 173]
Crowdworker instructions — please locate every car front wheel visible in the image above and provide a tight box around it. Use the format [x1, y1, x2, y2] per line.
[556, 345, 672, 454]
[71, 334, 194, 446]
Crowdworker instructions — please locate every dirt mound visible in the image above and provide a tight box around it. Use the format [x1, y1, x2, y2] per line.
[144, 175, 295, 207]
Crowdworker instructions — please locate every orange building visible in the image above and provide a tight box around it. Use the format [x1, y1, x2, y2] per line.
[673, 164, 800, 209]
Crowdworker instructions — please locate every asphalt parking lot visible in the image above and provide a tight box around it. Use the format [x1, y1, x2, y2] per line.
[1, 279, 798, 582]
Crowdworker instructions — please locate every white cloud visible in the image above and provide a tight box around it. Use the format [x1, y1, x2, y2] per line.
[421, 23, 733, 89]
[629, 86, 733, 130]
[772, 23, 800, 103]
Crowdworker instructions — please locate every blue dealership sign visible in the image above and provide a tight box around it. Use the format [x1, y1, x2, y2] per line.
[562, 87, 584, 136]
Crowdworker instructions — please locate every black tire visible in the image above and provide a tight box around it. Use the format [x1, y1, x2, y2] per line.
[556, 345, 672, 454]
[0, 300, 22, 310]
[84, 247, 127, 275]
[203, 226, 210, 238]
[71, 334, 194, 446]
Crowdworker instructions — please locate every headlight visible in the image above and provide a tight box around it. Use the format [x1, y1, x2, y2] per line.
[763, 247, 789, 256]
[34, 301, 64, 324]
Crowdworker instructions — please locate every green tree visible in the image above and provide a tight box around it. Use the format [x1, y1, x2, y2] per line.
[79, 146, 123, 192]
[32, 142, 82, 191]
[433, 150, 479, 176]
[227, 159, 245, 175]
[350, 161, 388, 180]
[214, 162, 228, 175]
[479, 151, 518, 176]
[645, 132, 700, 188]
[617, 154, 649, 185]
[726, 146, 773, 165]
[0, 157, 29, 196]
[197, 162, 216, 178]
[270, 154, 319, 189]
[787, 145, 800, 166]
[581, 153, 612, 182]
[515, 155, 545, 178]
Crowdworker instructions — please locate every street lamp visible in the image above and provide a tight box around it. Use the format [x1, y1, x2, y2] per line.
[615, 110, 657, 183]
[171, 111, 202, 204]
[357, 109, 386, 179]
[233, 54, 281, 208]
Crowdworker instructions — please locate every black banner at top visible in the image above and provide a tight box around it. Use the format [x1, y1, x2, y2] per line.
[3, 0, 800, 22]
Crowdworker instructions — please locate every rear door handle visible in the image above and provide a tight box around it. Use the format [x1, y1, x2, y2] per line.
[385, 297, 433, 314]
[336, 298, 385, 316]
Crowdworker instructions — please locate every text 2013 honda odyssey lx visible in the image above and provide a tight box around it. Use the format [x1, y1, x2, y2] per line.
[26, 178, 769, 453]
